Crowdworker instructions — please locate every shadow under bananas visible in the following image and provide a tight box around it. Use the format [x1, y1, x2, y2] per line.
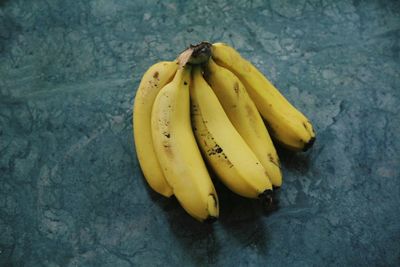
[146, 143, 315, 264]
[274, 142, 313, 174]
[152, 169, 274, 265]
[215, 177, 271, 256]
[156, 178, 272, 265]
[159, 195, 220, 266]
[0, 0, 9, 7]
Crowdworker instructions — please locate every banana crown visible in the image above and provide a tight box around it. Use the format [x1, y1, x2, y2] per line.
[134, 41, 315, 222]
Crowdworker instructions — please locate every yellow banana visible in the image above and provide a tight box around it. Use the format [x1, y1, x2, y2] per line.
[190, 66, 273, 204]
[151, 65, 219, 222]
[133, 61, 177, 197]
[204, 58, 282, 187]
[211, 42, 316, 151]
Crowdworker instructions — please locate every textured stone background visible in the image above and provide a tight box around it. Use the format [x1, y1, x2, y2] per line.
[1, 0, 400, 266]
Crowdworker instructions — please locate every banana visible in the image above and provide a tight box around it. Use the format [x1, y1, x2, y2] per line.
[133, 61, 177, 197]
[204, 58, 282, 187]
[211, 42, 316, 151]
[151, 64, 219, 222]
[190, 66, 273, 204]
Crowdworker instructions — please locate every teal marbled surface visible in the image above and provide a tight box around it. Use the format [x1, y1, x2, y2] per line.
[1, 0, 399, 266]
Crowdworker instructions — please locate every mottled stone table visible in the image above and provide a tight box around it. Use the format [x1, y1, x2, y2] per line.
[1, 0, 399, 266]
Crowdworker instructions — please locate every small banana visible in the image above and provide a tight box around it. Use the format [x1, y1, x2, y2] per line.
[151, 64, 219, 222]
[133, 61, 177, 197]
[204, 58, 282, 187]
[211, 43, 316, 151]
[190, 66, 273, 204]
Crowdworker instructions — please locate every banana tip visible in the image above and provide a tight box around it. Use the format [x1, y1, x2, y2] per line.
[303, 136, 316, 152]
[259, 190, 278, 213]
[204, 216, 218, 224]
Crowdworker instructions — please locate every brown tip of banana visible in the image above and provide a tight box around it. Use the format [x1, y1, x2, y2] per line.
[303, 136, 316, 152]
[204, 216, 218, 224]
[259, 189, 278, 213]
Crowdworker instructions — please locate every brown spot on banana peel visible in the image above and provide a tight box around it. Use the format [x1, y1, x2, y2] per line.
[303, 121, 313, 134]
[162, 141, 174, 158]
[245, 104, 255, 117]
[268, 153, 280, 168]
[153, 71, 159, 79]
[233, 82, 239, 94]
[303, 121, 316, 136]
[207, 144, 223, 156]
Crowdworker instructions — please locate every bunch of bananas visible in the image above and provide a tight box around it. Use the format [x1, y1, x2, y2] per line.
[133, 42, 315, 222]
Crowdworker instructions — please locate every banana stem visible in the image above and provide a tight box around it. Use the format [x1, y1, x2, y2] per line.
[177, 41, 212, 67]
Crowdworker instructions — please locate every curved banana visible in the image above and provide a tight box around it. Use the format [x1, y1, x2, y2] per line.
[204, 58, 282, 187]
[133, 61, 177, 197]
[151, 65, 219, 222]
[190, 66, 273, 204]
[211, 42, 316, 151]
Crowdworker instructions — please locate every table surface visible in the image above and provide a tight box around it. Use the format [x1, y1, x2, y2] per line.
[1, 0, 399, 266]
